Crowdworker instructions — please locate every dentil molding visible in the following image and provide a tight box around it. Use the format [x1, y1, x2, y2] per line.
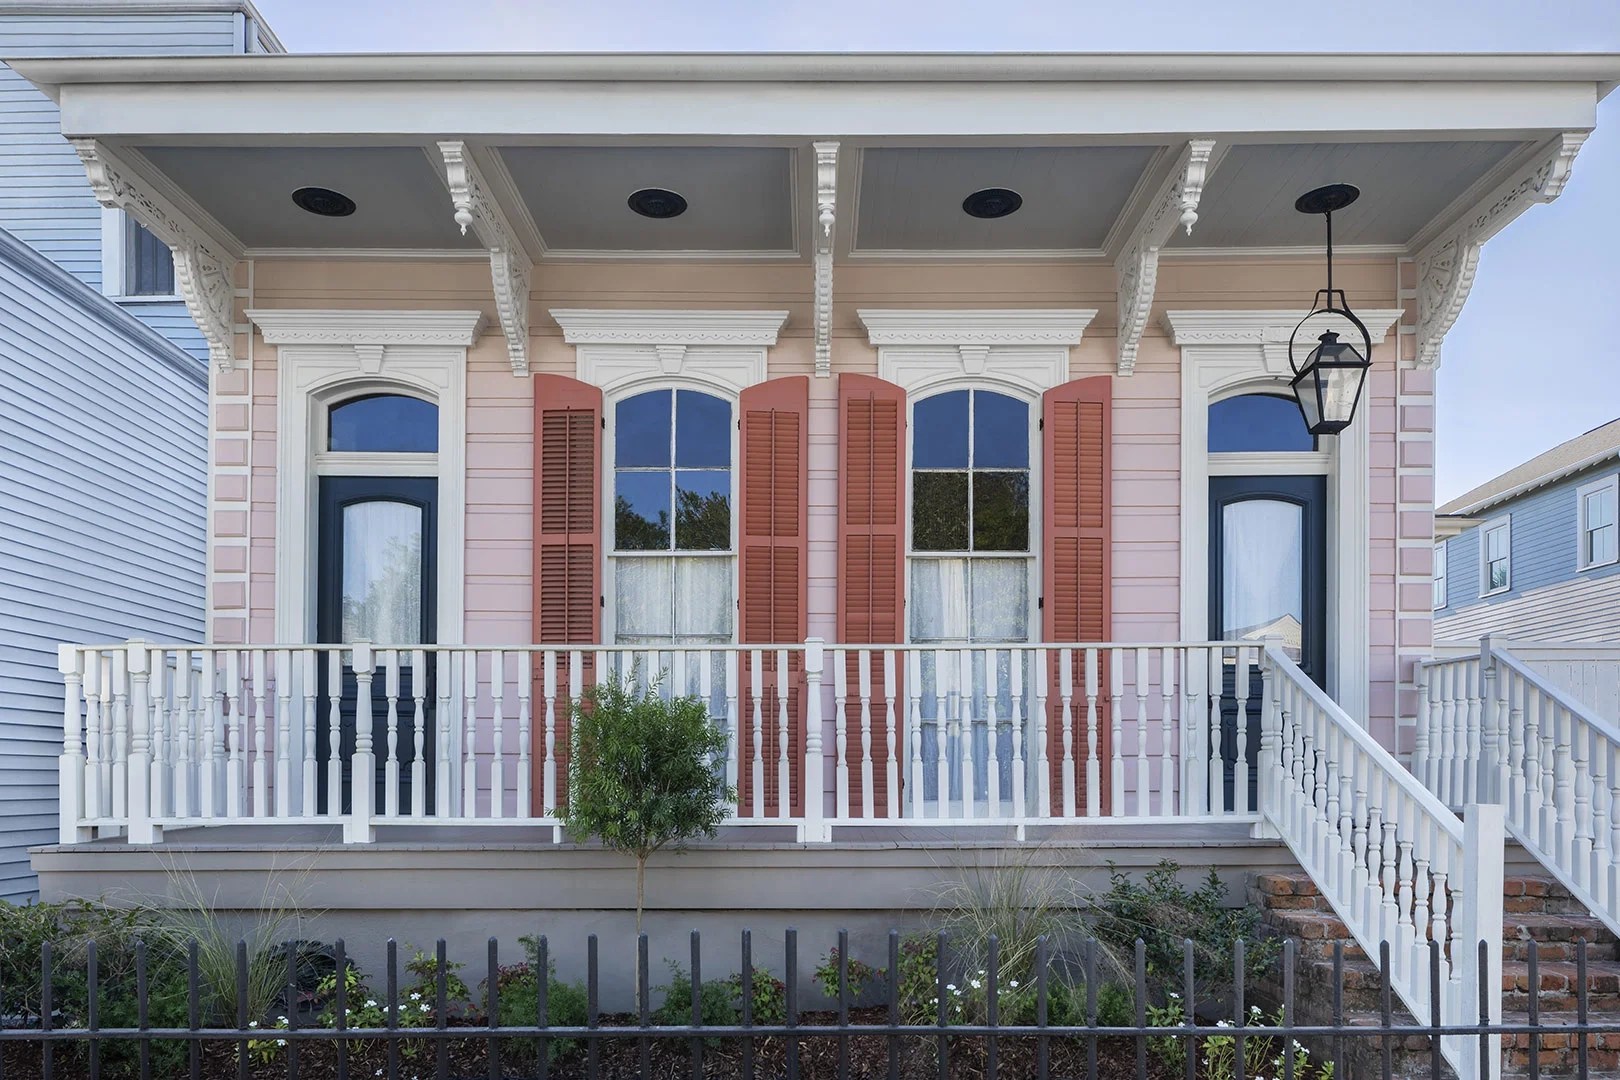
[437, 141, 534, 376]
[73, 139, 240, 372]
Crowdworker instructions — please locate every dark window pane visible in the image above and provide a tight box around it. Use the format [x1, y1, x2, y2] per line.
[128, 221, 174, 296]
[328, 394, 439, 453]
[913, 471, 969, 550]
[616, 390, 671, 467]
[974, 392, 1029, 468]
[615, 471, 670, 550]
[973, 472, 1030, 551]
[1208, 394, 1315, 453]
[675, 470, 731, 550]
[913, 391, 969, 468]
[675, 390, 731, 467]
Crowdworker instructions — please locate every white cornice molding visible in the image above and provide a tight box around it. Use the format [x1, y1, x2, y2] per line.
[73, 138, 240, 372]
[436, 141, 534, 376]
[812, 140, 838, 378]
[246, 309, 488, 346]
[1164, 308, 1404, 346]
[857, 309, 1098, 346]
[1113, 139, 1221, 376]
[1412, 131, 1587, 370]
[549, 309, 788, 346]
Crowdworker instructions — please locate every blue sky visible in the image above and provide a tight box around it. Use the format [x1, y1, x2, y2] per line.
[252, 0, 1620, 500]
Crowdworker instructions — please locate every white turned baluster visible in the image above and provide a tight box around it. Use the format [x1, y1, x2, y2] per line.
[171, 649, 192, 819]
[883, 651, 900, 819]
[99, 652, 118, 819]
[541, 651, 558, 815]
[1183, 650, 1204, 816]
[1609, 740, 1620, 916]
[490, 650, 506, 819]
[957, 649, 974, 821]
[250, 649, 268, 818]
[1235, 647, 1252, 816]
[223, 649, 242, 817]
[1131, 648, 1148, 816]
[1207, 648, 1224, 815]
[1592, 735, 1613, 909]
[110, 649, 129, 819]
[82, 653, 103, 823]
[724, 651, 740, 816]
[1109, 648, 1125, 816]
[908, 650, 925, 819]
[697, 650, 716, 807]
[1414, 664, 1432, 790]
[833, 649, 850, 819]
[1573, 719, 1594, 892]
[413, 649, 430, 817]
[382, 649, 401, 817]
[1060, 648, 1078, 817]
[347, 644, 376, 842]
[1439, 663, 1457, 806]
[1350, 782, 1370, 923]
[1555, 703, 1576, 868]
[435, 651, 453, 817]
[275, 650, 292, 817]
[933, 649, 949, 818]
[775, 649, 791, 819]
[1522, 681, 1543, 839]
[1033, 647, 1050, 818]
[859, 650, 876, 819]
[513, 651, 530, 818]
[1160, 648, 1176, 817]
[1506, 669, 1526, 821]
[984, 651, 1002, 814]
[1010, 650, 1026, 821]
[749, 649, 764, 817]
[1540, 688, 1560, 851]
[149, 648, 169, 822]
[325, 650, 342, 818]
[201, 652, 220, 819]
[565, 651, 584, 817]
[463, 651, 479, 818]
[300, 651, 318, 817]
[1463, 662, 1482, 805]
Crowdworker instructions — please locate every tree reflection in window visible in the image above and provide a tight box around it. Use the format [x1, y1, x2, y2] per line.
[912, 389, 1029, 553]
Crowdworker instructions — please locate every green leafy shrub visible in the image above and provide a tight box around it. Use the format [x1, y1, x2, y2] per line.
[813, 945, 882, 1003]
[652, 962, 786, 1038]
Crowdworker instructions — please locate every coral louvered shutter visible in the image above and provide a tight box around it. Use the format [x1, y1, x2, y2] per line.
[836, 373, 906, 818]
[1042, 375, 1112, 817]
[737, 376, 810, 818]
[531, 374, 603, 812]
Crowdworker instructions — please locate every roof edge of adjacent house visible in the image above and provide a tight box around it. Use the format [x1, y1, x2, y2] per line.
[0, 1, 285, 54]
[1438, 418, 1620, 519]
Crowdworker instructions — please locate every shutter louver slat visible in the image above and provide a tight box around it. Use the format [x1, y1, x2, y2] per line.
[1043, 376, 1113, 815]
[738, 377, 810, 818]
[837, 374, 906, 818]
[531, 374, 604, 812]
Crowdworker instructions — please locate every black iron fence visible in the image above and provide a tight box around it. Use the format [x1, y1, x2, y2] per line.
[0, 928, 1610, 1080]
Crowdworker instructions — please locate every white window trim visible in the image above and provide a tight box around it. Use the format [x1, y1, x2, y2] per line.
[1433, 540, 1448, 610]
[1480, 514, 1512, 597]
[1577, 474, 1620, 572]
[1165, 307, 1402, 724]
[250, 308, 484, 646]
[100, 208, 181, 303]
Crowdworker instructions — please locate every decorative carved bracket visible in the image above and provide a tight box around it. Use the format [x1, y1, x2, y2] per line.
[813, 140, 839, 378]
[1113, 139, 1220, 376]
[72, 139, 239, 372]
[438, 141, 534, 376]
[1413, 132, 1587, 370]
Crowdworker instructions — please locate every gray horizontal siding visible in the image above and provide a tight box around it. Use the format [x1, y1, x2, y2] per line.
[0, 227, 205, 903]
[1435, 572, 1620, 644]
[121, 299, 211, 362]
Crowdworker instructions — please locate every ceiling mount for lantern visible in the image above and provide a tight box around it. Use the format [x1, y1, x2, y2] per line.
[291, 186, 356, 217]
[1288, 183, 1373, 437]
[962, 187, 1023, 219]
[628, 187, 688, 219]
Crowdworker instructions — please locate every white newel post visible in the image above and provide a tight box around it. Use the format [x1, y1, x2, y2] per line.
[57, 646, 89, 843]
[1480, 636, 1502, 805]
[1252, 640, 1283, 839]
[803, 638, 828, 842]
[125, 641, 160, 844]
[1414, 663, 1431, 789]
[1459, 801, 1505, 1080]
[345, 642, 376, 843]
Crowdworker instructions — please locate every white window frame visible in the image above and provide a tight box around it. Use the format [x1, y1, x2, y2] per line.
[1480, 515, 1512, 597]
[1433, 540, 1448, 610]
[100, 208, 180, 302]
[1577, 474, 1620, 572]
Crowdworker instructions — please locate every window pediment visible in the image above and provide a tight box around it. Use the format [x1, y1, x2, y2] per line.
[858, 309, 1096, 397]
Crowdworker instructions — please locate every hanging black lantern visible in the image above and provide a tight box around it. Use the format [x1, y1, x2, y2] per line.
[1288, 184, 1373, 436]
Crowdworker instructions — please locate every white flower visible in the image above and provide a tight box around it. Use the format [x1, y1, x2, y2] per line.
[946, 983, 956, 992]
[248, 1020, 259, 1028]
[1168, 992, 1180, 999]
[410, 992, 421, 1001]
[1009, 980, 1020, 989]
[277, 1016, 287, 1025]
[969, 979, 982, 990]
[274, 1039, 287, 1047]
[419, 1003, 430, 1012]
[365, 998, 378, 1008]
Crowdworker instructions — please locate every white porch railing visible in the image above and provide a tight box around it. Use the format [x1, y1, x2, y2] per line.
[1418, 638, 1620, 936]
[55, 640, 1273, 845]
[1261, 645, 1502, 1080]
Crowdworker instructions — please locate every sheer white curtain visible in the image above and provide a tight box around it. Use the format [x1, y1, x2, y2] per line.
[341, 500, 424, 645]
[1220, 499, 1303, 655]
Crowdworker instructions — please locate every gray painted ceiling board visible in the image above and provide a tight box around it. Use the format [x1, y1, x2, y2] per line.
[500, 146, 795, 252]
[139, 146, 480, 249]
[1174, 141, 1524, 249]
[853, 146, 1157, 252]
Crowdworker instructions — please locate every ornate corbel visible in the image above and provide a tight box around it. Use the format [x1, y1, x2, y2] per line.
[812, 141, 839, 378]
[72, 139, 239, 372]
[1113, 139, 1219, 376]
[438, 141, 533, 376]
[1414, 132, 1587, 369]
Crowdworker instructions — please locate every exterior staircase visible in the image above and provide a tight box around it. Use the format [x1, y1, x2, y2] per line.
[1252, 872, 1620, 1078]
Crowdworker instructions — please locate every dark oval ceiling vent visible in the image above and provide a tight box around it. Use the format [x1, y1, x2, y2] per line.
[962, 187, 1023, 219]
[627, 187, 688, 219]
[291, 186, 357, 217]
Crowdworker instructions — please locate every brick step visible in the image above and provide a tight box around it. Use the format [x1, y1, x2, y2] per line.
[1505, 914, 1619, 960]
[1503, 959, 1620, 1011]
[1503, 1011, 1620, 1074]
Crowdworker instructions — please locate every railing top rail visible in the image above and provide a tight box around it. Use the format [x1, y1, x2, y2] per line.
[1265, 644, 1464, 843]
[63, 639, 1267, 654]
[1489, 642, 1620, 744]
[1437, 637, 1620, 660]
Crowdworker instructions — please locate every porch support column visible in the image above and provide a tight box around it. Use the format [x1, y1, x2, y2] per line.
[812, 140, 839, 377]
[1112, 139, 1220, 375]
[71, 139, 240, 373]
[1412, 131, 1586, 369]
[438, 140, 534, 375]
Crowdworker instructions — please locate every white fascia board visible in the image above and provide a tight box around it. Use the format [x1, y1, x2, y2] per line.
[858, 309, 1097, 345]
[44, 79, 1600, 140]
[549, 308, 788, 345]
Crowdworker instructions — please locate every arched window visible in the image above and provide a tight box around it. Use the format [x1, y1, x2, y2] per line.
[909, 388, 1031, 643]
[1207, 393, 1315, 453]
[328, 393, 439, 453]
[612, 388, 734, 644]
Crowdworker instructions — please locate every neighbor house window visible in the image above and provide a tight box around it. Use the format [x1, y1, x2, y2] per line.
[126, 219, 175, 296]
[1433, 541, 1448, 609]
[1481, 516, 1511, 595]
[908, 388, 1032, 644]
[611, 388, 734, 645]
[1578, 475, 1619, 570]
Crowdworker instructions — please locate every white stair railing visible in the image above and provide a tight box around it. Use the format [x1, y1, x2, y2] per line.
[1261, 645, 1503, 1080]
[1420, 638, 1620, 936]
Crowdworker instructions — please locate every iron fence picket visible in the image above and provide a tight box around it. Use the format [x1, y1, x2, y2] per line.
[1381, 938, 1394, 1080]
[1579, 937, 1591, 1080]
[1530, 939, 1542, 1080]
[1430, 939, 1443, 1080]
[1134, 938, 1148, 1080]
[738, 930, 752, 1080]
[1033, 934, 1048, 1080]
[1184, 937, 1197, 1080]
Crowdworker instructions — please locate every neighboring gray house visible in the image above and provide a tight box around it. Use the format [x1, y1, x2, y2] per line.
[1434, 417, 1620, 643]
[0, 0, 280, 901]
